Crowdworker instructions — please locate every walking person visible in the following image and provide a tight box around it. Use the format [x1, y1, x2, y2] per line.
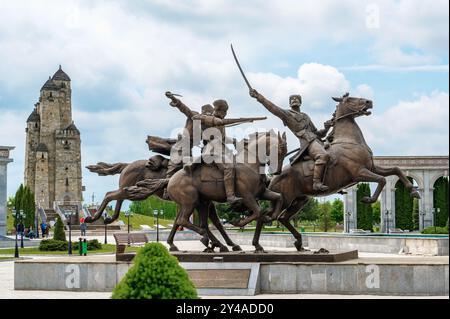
[40, 222, 47, 238]
[80, 221, 87, 237]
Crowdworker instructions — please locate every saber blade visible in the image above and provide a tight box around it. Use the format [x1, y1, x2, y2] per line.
[231, 44, 252, 90]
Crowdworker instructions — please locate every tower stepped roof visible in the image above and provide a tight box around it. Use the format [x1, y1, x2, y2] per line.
[26, 109, 40, 123]
[52, 65, 71, 81]
[41, 76, 58, 91]
[65, 122, 80, 134]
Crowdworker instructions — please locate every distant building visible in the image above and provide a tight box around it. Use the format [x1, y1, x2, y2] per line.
[24, 66, 83, 210]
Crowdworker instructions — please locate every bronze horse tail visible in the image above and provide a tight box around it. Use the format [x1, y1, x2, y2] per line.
[86, 162, 129, 176]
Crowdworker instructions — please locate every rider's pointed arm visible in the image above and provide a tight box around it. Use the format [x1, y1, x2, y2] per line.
[166, 91, 196, 118]
[249, 89, 289, 124]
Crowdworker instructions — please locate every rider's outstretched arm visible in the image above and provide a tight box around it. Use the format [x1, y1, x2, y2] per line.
[249, 89, 289, 124]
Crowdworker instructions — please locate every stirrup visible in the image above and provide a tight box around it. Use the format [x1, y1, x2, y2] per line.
[227, 196, 242, 204]
[313, 182, 329, 191]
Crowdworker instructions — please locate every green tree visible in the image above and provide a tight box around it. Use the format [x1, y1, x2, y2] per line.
[395, 178, 414, 230]
[112, 243, 198, 299]
[299, 198, 319, 222]
[372, 201, 381, 224]
[330, 199, 344, 224]
[433, 177, 449, 227]
[356, 183, 373, 231]
[53, 216, 66, 241]
[412, 198, 420, 230]
[21, 187, 36, 228]
[318, 201, 332, 232]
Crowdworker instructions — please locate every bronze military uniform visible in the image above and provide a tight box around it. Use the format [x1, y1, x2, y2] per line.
[251, 91, 332, 191]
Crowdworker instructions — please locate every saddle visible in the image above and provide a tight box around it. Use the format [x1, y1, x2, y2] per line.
[299, 154, 338, 177]
[184, 161, 225, 182]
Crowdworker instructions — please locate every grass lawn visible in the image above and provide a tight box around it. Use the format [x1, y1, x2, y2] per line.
[0, 244, 142, 256]
[118, 213, 174, 230]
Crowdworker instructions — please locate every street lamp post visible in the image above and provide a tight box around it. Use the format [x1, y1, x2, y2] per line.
[125, 211, 133, 244]
[35, 204, 39, 239]
[345, 212, 352, 233]
[103, 211, 108, 245]
[419, 210, 426, 231]
[13, 208, 19, 258]
[153, 210, 159, 242]
[385, 210, 390, 234]
[64, 210, 74, 255]
[19, 209, 25, 248]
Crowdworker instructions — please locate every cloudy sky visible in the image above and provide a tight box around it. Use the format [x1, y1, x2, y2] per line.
[0, 0, 448, 205]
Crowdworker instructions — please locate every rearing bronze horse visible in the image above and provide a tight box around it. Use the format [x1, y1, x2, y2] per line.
[250, 93, 421, 252]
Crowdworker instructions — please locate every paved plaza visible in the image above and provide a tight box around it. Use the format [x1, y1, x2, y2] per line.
[1, 239, 448, 299]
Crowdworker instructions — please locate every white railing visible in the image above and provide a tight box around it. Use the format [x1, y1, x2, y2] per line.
[53, 201, 67, 223]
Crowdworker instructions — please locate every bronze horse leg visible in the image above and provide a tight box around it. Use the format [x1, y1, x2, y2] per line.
[104, 199, 124, 224]
[198, 201, 229, 252]
[373, 165, 421, 198]
[175, 203, 211, 249]
[206, 202, 242, 251]
[166, 215, 180, 251]
[84, 189, 125, 223]
[252, 195, 309, 252]
[277, 196, 310, 251]
[354, 168, 386, 204]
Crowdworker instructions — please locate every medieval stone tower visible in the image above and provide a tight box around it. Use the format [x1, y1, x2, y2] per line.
[24, 66, 83, 210]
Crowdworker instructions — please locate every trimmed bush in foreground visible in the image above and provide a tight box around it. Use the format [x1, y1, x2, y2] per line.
[112, 243, 198, 299]
[53, 216, 66, 241]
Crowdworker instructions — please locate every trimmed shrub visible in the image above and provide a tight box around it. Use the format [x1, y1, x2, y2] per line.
[73, 239, 102, 251]
[421, 226, 449, 235]
[53, 216, 66, 241]
[112, 243, 198, 299]
[39, 239, 68, 251]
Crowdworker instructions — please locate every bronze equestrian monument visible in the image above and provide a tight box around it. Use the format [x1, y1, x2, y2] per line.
[14, 49, 448, 297]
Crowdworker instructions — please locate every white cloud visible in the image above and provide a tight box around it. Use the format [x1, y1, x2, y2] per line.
[360, 91, 449, 155]
[0, 0, 448, 204]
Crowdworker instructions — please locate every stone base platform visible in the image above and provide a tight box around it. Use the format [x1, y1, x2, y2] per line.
[117, 250, 358, 263]
[14, 254, 449, 296]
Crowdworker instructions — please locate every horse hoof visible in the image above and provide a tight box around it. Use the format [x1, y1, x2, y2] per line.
[169, 246, 179, 252]
[254, 246, 265, 253]
[314, 248, 329, 254]
[294, 241, 305, 252]
[200, 237, 209, 247]
[220, 246, 229, 253]
[203, 247, 214, 253]
[232, 245, 243, 252]
[104, 217, 113, 224]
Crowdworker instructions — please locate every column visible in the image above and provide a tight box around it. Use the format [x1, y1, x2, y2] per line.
[0, 146, 14, 236]
[343, 185, 358, 232]
[423, 170, 433, 228]
[381, 176, 396, 233]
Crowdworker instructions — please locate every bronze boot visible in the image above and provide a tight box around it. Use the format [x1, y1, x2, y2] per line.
[223, 168, 242, 204]
[313, 163, 329, 191]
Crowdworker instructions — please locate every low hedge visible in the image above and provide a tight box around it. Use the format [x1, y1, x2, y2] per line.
[39, 239, 103, 251]
[39, 239, 68, 251]
[421, 226, 449, 234]
[73, 239, 102, 251]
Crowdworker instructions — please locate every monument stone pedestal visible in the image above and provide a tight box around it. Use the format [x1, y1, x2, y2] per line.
[0, 146, 14, 237]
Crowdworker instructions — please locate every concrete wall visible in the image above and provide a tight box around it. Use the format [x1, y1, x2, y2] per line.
[218, 232, 449, 256]
[14, 258, 449, 296]
[259, 262, 448, 296]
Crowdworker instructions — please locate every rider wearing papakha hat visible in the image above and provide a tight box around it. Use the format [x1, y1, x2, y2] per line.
[250, 89, 333, 192]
